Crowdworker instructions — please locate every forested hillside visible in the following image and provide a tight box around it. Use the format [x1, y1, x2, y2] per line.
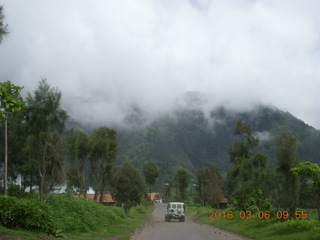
[114, 105, 320, 180]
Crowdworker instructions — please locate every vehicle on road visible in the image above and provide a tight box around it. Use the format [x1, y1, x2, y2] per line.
[165, 202, 185, 222]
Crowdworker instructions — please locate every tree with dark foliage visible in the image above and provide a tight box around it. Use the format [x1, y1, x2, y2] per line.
[175, 168, 190, 201]
[90, 126, 117, 202]
[143, 161, 159, 193]
[26, 79, 68, 199]
[67, 129, 91, 197]
[111, 161, 144, 214]
[276, 132, 300, 215]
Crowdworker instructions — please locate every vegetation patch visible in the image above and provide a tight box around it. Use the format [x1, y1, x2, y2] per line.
[187, 205, 320, 240]
[0, 196, 55, 235]
[0, 194, 153, 240]
[46, 194, 126, 233]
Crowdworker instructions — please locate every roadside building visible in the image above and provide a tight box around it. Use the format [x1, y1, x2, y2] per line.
[77, 192, 116, 206]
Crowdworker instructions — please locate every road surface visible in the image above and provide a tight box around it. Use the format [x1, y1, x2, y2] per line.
[130, 203, 252, 240]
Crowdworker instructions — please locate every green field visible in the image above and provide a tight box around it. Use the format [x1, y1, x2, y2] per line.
[0, 194, 153, 240]
[186, 205, 320, 240]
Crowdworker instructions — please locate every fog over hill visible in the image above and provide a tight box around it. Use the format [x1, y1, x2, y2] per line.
[0, 0, 319, 130]
[69, 100, 320, 180]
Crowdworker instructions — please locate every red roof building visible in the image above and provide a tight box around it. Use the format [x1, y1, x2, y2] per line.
[77, 192, 116, 206]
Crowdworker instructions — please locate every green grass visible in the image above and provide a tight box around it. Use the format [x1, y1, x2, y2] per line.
[186, 205, 320, 240]
[0, 224, 55, 240]
[0, 194, 154, 240]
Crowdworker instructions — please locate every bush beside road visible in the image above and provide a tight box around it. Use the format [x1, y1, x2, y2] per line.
[186, 205, 320, 240]
[0, 194, 154, 240]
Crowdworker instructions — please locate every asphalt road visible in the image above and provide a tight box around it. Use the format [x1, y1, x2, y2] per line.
[130, 203, 252, 240]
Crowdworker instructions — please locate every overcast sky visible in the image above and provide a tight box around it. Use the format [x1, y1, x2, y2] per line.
[0, 0, 319, 129]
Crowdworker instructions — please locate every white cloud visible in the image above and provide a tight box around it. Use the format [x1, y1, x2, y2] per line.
[0, 0, 319, 129]
[254, 131, 271, 143]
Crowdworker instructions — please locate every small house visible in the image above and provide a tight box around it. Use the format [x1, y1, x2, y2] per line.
[77, 192, 116, 206]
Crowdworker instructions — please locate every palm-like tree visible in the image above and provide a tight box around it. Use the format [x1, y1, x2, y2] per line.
[0, 5, 9, 43]
[0, 5, 9, 195]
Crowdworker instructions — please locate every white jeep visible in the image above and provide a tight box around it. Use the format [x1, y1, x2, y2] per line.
[165, 202, 185, 222]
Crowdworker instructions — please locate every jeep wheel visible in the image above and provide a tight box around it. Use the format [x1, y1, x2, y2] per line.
[181, 216, 185, 222]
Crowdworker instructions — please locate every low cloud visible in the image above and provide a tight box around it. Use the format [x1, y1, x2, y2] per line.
[254, 131, 272, 143]
[0, 0, 319, 129]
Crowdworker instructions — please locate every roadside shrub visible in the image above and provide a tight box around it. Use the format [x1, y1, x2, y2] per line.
[309, 227, 320, 240]
[135, 206, 146, 214]
[46, 194, 125, 232]
[7, 185, 26, 199]
[247, 205, 259, 213]
[261, 198, 272, 210]
[225, 206, 236, 212]
[0, 196, 56, 235]
[113, 206, 126, 218]
[271, 219, 317, 235]
[230, 197, 243, 210]
[128, 205, 151, 219]
[0, 194, 128, 235]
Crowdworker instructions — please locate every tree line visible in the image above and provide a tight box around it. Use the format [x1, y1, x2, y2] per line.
[0, 7, 162, 213]
[2, 78, 319, 218]
[193, 120, 320, 219]
[0, 79, 160, 213]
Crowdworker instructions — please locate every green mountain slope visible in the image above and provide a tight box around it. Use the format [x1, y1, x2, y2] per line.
[115, 105, 320, 180]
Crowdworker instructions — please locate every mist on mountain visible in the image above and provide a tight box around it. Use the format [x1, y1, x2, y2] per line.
[70, 99, 320, 181]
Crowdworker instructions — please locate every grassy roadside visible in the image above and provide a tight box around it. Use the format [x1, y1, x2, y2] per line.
[0, 210, 150, 240]
[186, 205, 320, 240]
[0, 195, 154, 240]
[63, 204, 154, 240]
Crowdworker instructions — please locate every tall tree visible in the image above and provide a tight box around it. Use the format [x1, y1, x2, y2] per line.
[0, 5, 9, 43]
[291, 161, 320, 219]
[0, 81, 25, 195]
[227, 120, 269, 211]
[90, 126, 117, 202]
[196, 169, 206, 206]
[66, 129, 91, 197]
[143, 161, 159, 193]
[175, 168, 190, 201]
[111, 161, 144, 214]
[251, 152, 268, 195]
[26, 79, 68, 199]
[20, 135, 38, 192]
[197, 168, 225, 209]
[228, 120, 257, 210]
[5, 112, 27, 185]
[275, 132, 300, 215]
[47, 132, 65, 191]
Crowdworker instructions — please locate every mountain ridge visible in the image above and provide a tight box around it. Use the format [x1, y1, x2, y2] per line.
[115, 105, 320, 178]
[69, 104, 320, 180]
